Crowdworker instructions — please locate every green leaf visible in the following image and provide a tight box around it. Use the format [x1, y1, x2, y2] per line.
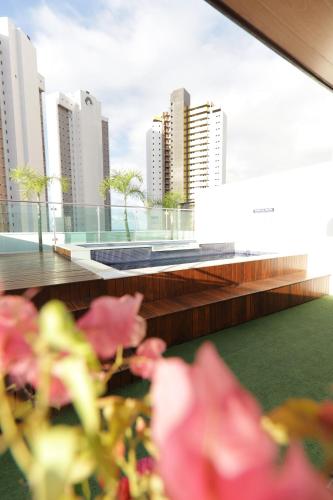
[30, 426, 93, 500]
[161, 191, 183, 208]
[99, 169, 145, 204]
[7, 394, 33, 420]
[268, 398, 321, 440]
[10, 165, 68, 201]
[56, 357, 101, 435]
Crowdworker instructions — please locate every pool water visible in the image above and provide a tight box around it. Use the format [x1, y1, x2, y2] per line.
[90, 242, 268, 271]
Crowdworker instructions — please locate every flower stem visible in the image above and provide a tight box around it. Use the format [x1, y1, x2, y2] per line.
[33, 345, 52, 424]
[104, 347, 124, 383]
[0, 375, 32, 474]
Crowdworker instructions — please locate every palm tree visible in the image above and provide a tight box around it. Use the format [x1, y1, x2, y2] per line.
[155, 191, 183, 240]
[11, 166, 68, 253]
[160, 192, 183, 209]
[100, 169, 145, 241]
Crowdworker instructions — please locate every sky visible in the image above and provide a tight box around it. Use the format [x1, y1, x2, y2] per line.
[3, 0, 333, 186]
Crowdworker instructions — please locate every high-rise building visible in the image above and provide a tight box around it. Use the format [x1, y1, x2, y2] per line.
[102, 116, 111, 206]
[0, 17, 46, 230]
[146, 88, 227, 205]
[45, 90, 110, 230]
[146, 116, 164, 201]
[169, 88, 191, 197]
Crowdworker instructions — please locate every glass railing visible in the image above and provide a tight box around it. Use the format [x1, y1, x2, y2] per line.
[0, 200, 195, 253]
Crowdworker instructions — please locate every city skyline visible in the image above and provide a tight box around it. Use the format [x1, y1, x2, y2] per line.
[4, 0, 332, 189]
[0, 16, 111, 216]
[147, 88, 226, 205]
[0, 17, 46, 230]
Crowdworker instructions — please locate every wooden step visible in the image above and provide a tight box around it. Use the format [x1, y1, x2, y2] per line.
[140, 272, 330, 347]
[105, 254, 308, 303]
[67, 271, 329, 323]
[69, 271, 330, 389]
[140, 271, 323, 319]
[70, 271, 312, 318]
[60, 269, 330, 390]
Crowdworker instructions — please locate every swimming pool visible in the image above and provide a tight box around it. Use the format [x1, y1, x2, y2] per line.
[90, 242, 269, 271]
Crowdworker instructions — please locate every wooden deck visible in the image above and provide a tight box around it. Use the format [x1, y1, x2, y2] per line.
[0, 251, 329, 388]
[0, 252, 330, 351]
[0, 252, 102, 292]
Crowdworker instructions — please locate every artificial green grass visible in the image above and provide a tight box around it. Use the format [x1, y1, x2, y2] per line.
[117, 296, 333, 408]
[2, 296, 333, 499]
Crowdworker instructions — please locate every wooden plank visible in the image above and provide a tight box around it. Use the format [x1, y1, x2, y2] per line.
[0, 252, 102, 291]
[105, 255, 308, 302]
[145, 276, 330, 346]
[207, 0, 333, 90]
[106, 274, 330, 390]
[68, 255, 311, 318]
[140, 270, 319, 320]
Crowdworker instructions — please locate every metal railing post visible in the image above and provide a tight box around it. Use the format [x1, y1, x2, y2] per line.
[134, 209, 138, 242]
[97, 206, 101, 243]
[178, 208, 180, 240]
[51, 206, 57, 247]
[165, 209, 169, 240]
[192, 209, 195, 238]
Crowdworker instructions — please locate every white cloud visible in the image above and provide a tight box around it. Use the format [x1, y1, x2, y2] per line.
[30, 0, 333, 187]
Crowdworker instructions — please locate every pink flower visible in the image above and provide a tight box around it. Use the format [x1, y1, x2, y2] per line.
[47, 375, 71, 407]
[77, 294, 146, 360]
[259, 443, 332, 500]
[136, 456, 155, 475]
[151, 342, 276, 500]
[0, 296, 38, 375]
[0, 295, 70, 406]
[151, 343, 332, 500]
[11, 356, 71, 407]
[130, 338, 166, 379]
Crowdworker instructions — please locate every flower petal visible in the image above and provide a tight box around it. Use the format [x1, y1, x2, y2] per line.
[78, 294, 146, 359]
[130, 338, 166, 379]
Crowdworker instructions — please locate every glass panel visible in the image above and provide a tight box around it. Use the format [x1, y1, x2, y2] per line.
[0, 201, 195, 252]
[0, 201, 54, 253]
[110, 206, 136, 242]
[179, 209, 195, 240]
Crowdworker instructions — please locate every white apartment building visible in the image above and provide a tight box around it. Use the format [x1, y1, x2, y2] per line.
[146, 88, 226, 205]
[146, 117, 164, 201]
[0, 17, 46, 230]
[45, 90, 110, 230]
[187, 102, 227, 202]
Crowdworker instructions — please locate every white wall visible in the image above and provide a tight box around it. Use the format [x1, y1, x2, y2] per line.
[0, 18, 45, 200]
[45, 92, 75, 221]
[45, 90, 106, 208]
[195, 163, 333, 267]
[44, 93, 63, 207]
[72, 90, 104, 206]
[146, 120, 163, 201]
[208, 108, 226, 187]
[16, 28, 44, 175]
